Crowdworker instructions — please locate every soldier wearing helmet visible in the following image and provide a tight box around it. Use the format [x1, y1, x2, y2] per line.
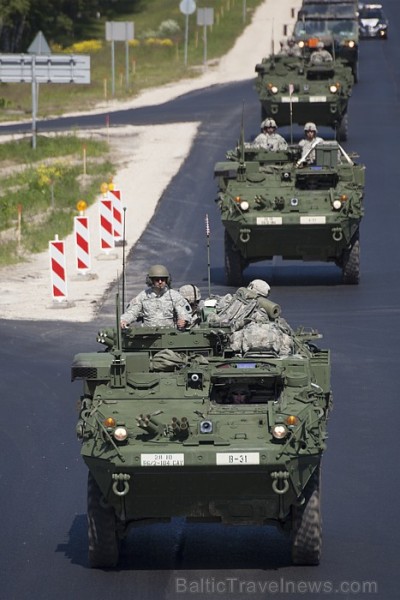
[247, 279, 271, 297]
[279, 36, 302, 57]
[120, 264, 192, 329]
[299, 122, 324, 163]
[253, 118, 288, 152]
[179, 284, 203, 324]
[310, 41, 333, 65]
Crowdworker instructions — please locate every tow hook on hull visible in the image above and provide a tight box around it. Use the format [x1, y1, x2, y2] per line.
[112, 473, 130, 497]
[271, 471, 290, 495]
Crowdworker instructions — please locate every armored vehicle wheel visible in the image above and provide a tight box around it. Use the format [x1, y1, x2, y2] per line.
[342, 234, 360, 285]
[225, 230, 244, 286]
[261, 106, 267, 121]
[291, 468, 321, 565]
[87, 472, 119, 568]
[337, 114, 348, 142]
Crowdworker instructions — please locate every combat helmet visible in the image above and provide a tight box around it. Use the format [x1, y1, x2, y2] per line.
[304, 122, 318, 132]
[261, 118, 277, 130]
[146, 264, 171, 286]
[179, 284, 201, 304]
[247, 279, 271, 297]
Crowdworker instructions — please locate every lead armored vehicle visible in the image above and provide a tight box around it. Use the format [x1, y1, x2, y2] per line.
[215, 139, 365, 285]
[255, 53, 354, 140]
[72, 295, 332, 568]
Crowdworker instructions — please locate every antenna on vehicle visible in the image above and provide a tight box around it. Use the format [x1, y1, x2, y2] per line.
[116, 291, 122, 353]
[121, 207, 127, 314]
[237, 102, 246, 182]
[205, 213, 211, 298]
[271, 20, 275, 57]
[289, 83, 294, 144]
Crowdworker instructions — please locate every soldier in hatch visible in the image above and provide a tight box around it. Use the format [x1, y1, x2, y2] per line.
[179, 284, 202, 323]
[120, 264, 192, 329]
[299, 122, 324, 164]
[253, 118, 288, 152]
[309, 41, 333, 65]
[279, 36, 302, 57]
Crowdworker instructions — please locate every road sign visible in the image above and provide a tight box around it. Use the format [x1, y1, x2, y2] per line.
[197, 8, 214, 26]
[105, 22, 134, 42]
[0, 54, 90, 84]
[105, 22, 135, 96]
[27, 31, 52, 55]
[180, 0, 196, 15]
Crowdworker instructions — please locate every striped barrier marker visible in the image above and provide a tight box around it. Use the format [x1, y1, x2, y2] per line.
[74, 215, 91, 274]
[99, 198, 115, 253]
[49, 235, 68, 302]
[109, 188, 123, 243]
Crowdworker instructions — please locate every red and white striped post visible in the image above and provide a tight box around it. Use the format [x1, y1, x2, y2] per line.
[108, 187, 123, 243]
[74, 215, 91, 274]
[99, 197, 115, 253]
[49, 235, 68, 302]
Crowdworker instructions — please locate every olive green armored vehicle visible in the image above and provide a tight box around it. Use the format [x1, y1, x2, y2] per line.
[72, 295, 332, 568]
[215, 139, 365, 285]
[255, 53, 353, 140]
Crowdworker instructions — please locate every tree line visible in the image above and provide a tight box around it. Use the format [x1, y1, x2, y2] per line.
[0, 0, 144, 52]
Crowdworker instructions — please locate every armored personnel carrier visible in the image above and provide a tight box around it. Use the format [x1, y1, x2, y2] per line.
[215, 139, 365, 285]
[72, 295, 332, 568]
[254, 53, 353, 140]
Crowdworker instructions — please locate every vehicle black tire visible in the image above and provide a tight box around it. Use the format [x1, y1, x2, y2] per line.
[292, 467, 322, 566]
[87, 472, 119, 568]
[337, 114, 348, 142]
[261, 106, 267, 122]
[225, 230, 244, 286]
[342, 233, 360, 285]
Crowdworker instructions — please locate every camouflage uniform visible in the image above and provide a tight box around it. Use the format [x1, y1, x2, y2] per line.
[208, 287, 268, 330]
[309, 48, 333, 64]
[208, 283, 293, 356]
[299, 136, 324, 163]
[253, 132, 288, 152]
[279, 40, 302, 57]
[121, 286, 192, 327]
[230, 322, 294, 356]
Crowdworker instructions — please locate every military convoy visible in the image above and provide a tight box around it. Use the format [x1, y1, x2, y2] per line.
[254, 52, 353, 140]
[73, 289, 332, 568]
[71, 1, 367, 571]
[215, 138, 365, 285]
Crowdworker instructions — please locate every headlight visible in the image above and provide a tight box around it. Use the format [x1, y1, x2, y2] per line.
[272, 424, 288, 440]
[329, 84, 338, 93]
[240, 201, 249, 211]
[270, 85, 278, 94]
[113, 426, 128, 442]
[347, 40, 356, 48]
[333, 199, 342, 210]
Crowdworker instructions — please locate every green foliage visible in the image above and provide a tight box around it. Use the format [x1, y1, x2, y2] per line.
[0, 135, 114, 262]
[0, 1, 264, 117]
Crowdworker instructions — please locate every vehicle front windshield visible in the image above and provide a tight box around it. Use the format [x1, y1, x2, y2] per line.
[301, 5, 356, 18]
[294, 19, 357, 37]
[359, 8, 383, 19]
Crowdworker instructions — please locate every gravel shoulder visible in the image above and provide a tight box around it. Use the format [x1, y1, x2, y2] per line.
[0, 0, 300, 322]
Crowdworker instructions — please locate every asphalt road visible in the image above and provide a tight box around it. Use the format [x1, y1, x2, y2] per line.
[1, 4, 400, 598]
